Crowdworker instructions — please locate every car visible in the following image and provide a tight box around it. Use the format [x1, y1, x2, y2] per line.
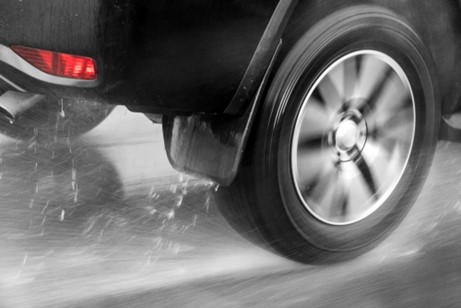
[1, 0, 460, 263]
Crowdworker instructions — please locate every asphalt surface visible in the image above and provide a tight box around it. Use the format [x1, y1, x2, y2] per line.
[0, 106, 460, 307]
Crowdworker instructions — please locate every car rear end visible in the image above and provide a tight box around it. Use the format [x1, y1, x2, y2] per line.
[0, 0, 133, 118]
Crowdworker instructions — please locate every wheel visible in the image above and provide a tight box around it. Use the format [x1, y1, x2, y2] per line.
[0, 97, 113, 141]
[218, 5, 439, 263]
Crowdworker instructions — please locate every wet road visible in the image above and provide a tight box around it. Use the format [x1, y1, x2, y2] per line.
[0, 106, 460, 307]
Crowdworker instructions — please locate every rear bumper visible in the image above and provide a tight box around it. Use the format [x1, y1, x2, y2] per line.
[0, 51, 104, 105]
[0, 44, 100, 88]
[0, 0, 132, 104]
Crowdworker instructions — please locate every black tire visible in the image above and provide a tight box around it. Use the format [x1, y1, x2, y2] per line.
[218, 5, 439, 263]
[0, 97, 113, 142]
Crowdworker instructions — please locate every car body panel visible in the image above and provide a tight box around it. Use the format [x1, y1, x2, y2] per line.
[0, 0, 279, 114]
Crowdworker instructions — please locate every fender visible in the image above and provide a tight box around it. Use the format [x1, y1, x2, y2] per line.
[163, 0, 298, 185]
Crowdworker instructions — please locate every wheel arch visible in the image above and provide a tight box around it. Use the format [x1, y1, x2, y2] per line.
[163, 1, 458, 185]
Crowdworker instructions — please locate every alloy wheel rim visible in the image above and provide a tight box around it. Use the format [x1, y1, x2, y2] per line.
[291, 50, 416, 225]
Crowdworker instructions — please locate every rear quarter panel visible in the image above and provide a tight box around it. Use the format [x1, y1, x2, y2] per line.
[0, 0, 102, 58]
[0, 0, 277, 114]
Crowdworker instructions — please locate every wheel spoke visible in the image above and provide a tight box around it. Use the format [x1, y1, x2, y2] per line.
[296, 148, 332, 187]
[366, 74, 411, 129]
[312, 88, 323, 104]
[318, 73, 343, 112]
[368, 94, 411, 127]
[378, 106, 413, 130]
[361, 139, 404, 191]
[339, 190, 349, 217]
[353, 146, 379, 200]
[330, 61, 345, 97]
[331, 170, 350, 218]
[298, 136, 323, 149]
[308, 166, 339, 211]
[373, 107, 414, 144]
[355, 55, 390, 103]
[376, 74, 411, 113]
[387, 142, 405, 181]
[343, 55, 360, 101]
[298, 98, 331, 143]
[359, 67, 394, 115]
[380, 122, 413, 145]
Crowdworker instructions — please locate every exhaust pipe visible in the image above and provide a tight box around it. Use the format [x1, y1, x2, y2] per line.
[0, 90, 44, 123]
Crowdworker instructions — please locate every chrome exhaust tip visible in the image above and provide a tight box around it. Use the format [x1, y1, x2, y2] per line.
[0, 91, 44, 123]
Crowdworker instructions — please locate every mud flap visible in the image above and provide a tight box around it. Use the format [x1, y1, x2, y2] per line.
[161, 0, 300, 185]
[162, 42, 281, 186]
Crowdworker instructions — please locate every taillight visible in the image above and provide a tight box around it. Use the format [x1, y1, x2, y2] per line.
[11, 45, 97, 80]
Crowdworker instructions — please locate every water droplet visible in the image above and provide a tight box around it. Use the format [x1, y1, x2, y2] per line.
[73, 189, 79, 203]
[41, 201, 50, 214]
[146, 206, 157, 215]
[176, 195, 183, 207]
[71, 167, 77, 191]
[204, 192, 211, 213]
[59, 99, 66, 118]
[192, 215, 197, 227]
[166, 210, 175, 220]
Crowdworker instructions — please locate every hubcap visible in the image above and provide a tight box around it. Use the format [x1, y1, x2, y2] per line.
[335, 120, 358, 151]
[291, 50, 415, 225]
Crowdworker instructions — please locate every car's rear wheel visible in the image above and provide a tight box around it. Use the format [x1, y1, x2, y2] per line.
[218, 5, 439, 263]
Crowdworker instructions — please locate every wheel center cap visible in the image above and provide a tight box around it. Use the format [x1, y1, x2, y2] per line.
[335, 120, 359, 151]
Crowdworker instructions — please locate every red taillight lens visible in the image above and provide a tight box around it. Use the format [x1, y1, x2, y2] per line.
[11, 45, 97, 80]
